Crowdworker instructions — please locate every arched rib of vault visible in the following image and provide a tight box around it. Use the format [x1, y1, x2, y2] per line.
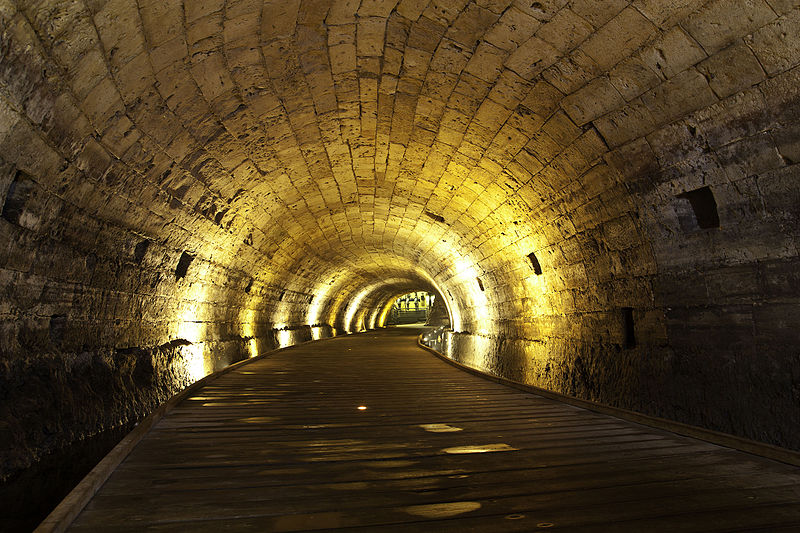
[231, 0, 657, 344]
[4, 0, 793, 363]
[3, 0, 644, 317]
[247, 239, 460, 335]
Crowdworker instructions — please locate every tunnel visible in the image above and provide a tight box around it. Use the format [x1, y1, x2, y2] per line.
[2, 0, 800, 527]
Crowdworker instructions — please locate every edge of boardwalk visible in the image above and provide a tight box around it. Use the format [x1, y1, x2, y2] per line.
[33, 331, 361, 533]
[417, 334, 800, 468]
[35, 327, 800, 533]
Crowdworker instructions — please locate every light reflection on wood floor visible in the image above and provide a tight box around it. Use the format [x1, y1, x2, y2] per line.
[70, 328, 800, 532]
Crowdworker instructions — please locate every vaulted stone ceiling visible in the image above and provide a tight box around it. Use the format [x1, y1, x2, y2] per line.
[2, 0, 800, 477]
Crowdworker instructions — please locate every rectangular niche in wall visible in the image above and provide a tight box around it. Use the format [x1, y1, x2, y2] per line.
[175, 252, 194, 280]
[622, 307, 636, 349]
[2, 170, 35, 226]
[424, 210, 445, 223]
[527, 252, 543, 275]
[676, 186, 720, 230]
[476, 277, 484, 291]
[134, 239, 150, 263]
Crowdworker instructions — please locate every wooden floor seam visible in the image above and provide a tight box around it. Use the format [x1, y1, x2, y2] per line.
[66, 328, 800, 532]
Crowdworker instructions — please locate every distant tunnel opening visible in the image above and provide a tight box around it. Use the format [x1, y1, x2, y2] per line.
[384, 291, 450, 328]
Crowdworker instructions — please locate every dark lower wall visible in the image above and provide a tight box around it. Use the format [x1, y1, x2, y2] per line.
[0, 324, 336, 481]
[426, 312, 800, 451]
[1, 340, 195, 482]
[651, 256, 800, 448]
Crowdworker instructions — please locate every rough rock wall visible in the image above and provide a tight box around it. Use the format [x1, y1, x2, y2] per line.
[414, 1, 800, 449]
[0, 0, 427, 480]
[2, 0, 800, 480]
[0, 157, 332, 477]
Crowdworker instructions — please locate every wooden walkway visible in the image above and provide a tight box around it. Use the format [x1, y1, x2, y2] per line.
[68, 328, 800, 532]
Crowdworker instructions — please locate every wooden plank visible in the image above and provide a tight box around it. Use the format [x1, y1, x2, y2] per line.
[63, 328, 800, 532]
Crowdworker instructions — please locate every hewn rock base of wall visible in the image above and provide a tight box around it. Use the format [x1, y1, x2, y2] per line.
[0, 324, 337, 482]
[426, 328, 800, 451]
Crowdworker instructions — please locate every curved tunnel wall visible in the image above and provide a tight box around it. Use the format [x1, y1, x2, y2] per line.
[1, 0, 800, 479]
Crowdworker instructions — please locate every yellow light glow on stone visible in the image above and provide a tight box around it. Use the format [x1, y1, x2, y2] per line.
[455, 256, 488, 303]
[177, 319, 203, 342]
[377, 298, 397, 327]
[241, 308, 259, 358]
[344, 283, 382, 333]
[183, 343, 206, 383]
[357, 405, 367, 410]
[248, 338, 258, 358]
[448, 333, 494, 372]
[448, 252, 498, 335]
[176, 284, 210, 383]
[241, 309, 256, 337]
[306, 285, 330, 325]
[366, 305, 381, 329]
[276, 329, 292, 348]
[427, 279, 458, 330]
[327, 297, 345, 328]
[353, 310, 366, 332]
[271, 302, 290, 329]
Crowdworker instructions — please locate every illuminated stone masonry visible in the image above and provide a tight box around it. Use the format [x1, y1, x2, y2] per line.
[1, 0, 800, 479]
